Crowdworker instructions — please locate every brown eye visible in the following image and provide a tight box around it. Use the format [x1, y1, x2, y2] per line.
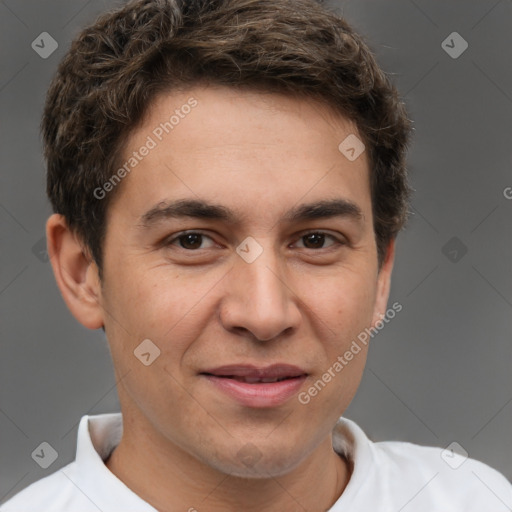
[165, 231, 216, 250]
[302, 233, 326, 249]
[295, 231, 341, 250]
[178, 233, 203, 250]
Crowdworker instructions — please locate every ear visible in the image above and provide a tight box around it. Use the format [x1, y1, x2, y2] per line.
[371, 238, 396, 326]
[46, 214, 104, 330]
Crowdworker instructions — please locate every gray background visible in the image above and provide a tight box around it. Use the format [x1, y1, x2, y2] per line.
[1, 0, 511, 503]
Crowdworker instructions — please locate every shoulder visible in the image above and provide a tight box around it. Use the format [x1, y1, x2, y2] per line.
[374, 439, 512, 510]
[0, 462, 98, 512]
[334, 418, 512, 511]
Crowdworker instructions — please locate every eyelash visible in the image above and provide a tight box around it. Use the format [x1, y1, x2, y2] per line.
[163, 230, 346, 251]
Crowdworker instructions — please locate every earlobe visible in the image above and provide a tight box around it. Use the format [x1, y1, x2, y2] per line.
[46, 214, 105, 330]
[372, 239, 396, 326]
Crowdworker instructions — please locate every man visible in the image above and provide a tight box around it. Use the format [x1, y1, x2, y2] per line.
[2, 0, 511, 510]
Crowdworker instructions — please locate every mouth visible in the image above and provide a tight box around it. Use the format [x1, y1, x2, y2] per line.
[201, 363, 307, 381]
[209, 375, 296, 383]
[199, 364, 308, 407]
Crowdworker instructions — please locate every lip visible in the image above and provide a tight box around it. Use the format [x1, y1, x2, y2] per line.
[200, 364, 308, 408]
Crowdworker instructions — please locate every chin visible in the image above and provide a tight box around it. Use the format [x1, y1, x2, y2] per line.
[198, 440, 308, 479]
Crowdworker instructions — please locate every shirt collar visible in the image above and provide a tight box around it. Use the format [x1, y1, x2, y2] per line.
[71, 412, 373, 510]
[70, 413, 157, 511]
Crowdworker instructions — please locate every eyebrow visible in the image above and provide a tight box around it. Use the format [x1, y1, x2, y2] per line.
[138, 198, 363, 228]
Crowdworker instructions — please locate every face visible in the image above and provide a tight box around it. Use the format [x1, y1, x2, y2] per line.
[95, 85, 393, 476]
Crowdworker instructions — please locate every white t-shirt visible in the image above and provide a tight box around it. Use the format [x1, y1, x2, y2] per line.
[2, 412, 511, 511]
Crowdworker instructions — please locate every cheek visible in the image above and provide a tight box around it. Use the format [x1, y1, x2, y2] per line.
[103, 264, 224, 359]
[300, 266, 378, 338]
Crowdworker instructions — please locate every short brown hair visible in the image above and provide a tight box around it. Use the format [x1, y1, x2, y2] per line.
[42, 0, 412, 274]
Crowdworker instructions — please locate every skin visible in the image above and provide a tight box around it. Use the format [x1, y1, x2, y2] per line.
[47, 85, 395, 512]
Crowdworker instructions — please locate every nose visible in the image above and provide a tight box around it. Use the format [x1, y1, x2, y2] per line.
[219, 243, 302, 342]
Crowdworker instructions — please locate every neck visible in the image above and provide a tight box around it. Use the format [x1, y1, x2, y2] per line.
[105, 422, 351, 512]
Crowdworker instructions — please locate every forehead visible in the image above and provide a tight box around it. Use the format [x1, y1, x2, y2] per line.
[109, 85, 372, 227]
[145, 85, 358, 145]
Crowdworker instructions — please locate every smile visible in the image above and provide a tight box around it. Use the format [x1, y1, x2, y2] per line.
[200, 364, 308, 408]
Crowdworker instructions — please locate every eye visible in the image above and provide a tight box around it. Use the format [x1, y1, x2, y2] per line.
[163, 230, 344, 252]
[293, 231, 344, 250]
[166, 231, 216, 250]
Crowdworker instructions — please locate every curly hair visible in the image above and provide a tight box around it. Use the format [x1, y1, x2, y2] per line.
[42, 0, 412, 274]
